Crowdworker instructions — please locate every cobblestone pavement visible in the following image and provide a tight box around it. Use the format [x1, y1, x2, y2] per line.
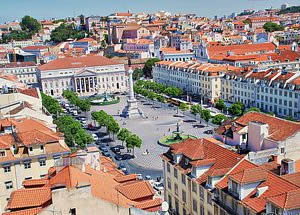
[89, 96, 215, 171]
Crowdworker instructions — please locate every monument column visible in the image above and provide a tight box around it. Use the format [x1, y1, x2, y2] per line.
[128, 68, 135, 100]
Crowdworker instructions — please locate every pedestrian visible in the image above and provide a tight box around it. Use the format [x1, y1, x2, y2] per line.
[168, 128, 171, 132]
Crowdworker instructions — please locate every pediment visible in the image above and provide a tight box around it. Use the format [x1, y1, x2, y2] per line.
[74, 69, 97, 77]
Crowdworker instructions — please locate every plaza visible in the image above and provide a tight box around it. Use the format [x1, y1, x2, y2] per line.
[89, 95, 216, 176]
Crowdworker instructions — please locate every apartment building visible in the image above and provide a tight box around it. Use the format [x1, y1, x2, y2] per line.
[0, 62, 38, 86]
[222, 67, 300, 119]
[38, 55, 128, 97]
[153, 61, 239, 103]
[214, 159, 300, 215]
[3, 151, 162, 215]
[161, 138, 243, 215]
[215, 111, 300, 164]
[0, 117, 70, 213]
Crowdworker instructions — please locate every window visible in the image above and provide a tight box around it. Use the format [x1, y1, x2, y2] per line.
[167, 163, 170, 173]
[174, 183, 178, 196]
[207, 192, 212, 205]
[193, 199, 198, 212]
[40, 145, 44, 150]
[25, 177, 32, 180]
[39, 160, 46, 166]
[281, 148, 285, 154]
[168, 195, 172, 209]
[174, 168, 178, 178]
[181, 174, 186, 185]
[182, 189, 186, 202]
[167, 178, 171, 189]
[5, 181, 13, 189]
[199, 185, 204, 199]
[200, 204, 205, 215]
[4, 166, 11, 173]
[192, 181, 197, 193]
[29, 147, 33, 152]
[0, 151, 5, 157]
[70, 208, 76, 215]
[24, 162, 31, 169]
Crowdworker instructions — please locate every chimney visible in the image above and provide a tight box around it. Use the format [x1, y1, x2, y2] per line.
[247, 121, 269, 152]
[280, 158, 295, 175]
[271, 155, 278, 163]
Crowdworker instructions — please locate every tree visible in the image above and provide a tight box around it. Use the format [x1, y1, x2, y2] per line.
[164, 87, 183, 97]
[78, 99, 91, 115]
[143, 58, 160, 78]
[215, 99, 226, 111]
[41, 93, 62, 115]
[107, 117, 120, 140]
[191, 104, 202, 122]
[156, 94, 165, 103]
[179, 103, 189, 112]
[20, 15, 41, 34]
[201, 109, 211, 126]
[263, 22, 284, 32]
[50, 23, 86, 43]
[285, 116, 297, 122]
[126, 134, 142, 157]
[246, 107, 260, 113]
[212, 114, 228, 125]
[117, 128, 131, 146]
[228, 103, 243, 116]
[133, 68, 144, 80]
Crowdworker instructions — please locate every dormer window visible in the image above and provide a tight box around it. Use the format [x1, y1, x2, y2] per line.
[40, 145, 44, 151]
[29, 147, 33, 152]
[185, 158, 189, 166]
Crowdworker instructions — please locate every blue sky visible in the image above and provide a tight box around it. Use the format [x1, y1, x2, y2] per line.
[0, 0, 294, 23]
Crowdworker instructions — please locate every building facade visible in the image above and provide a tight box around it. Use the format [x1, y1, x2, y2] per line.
[38, 55, 128, 97]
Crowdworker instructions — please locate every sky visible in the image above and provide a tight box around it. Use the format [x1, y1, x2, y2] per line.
[0, 0, 295, 23]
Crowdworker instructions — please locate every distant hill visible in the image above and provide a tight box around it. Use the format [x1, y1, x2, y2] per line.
[278, 6, 300, 14]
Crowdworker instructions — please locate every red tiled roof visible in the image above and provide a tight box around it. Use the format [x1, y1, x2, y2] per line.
[281, 172, 300, 187]
[116, 180, 154, 201]
[114, 174, 137, 183]
[267, 189, 300, 210]
[38, 55, 121, 71]
[230, 167, 268, 184]
[134, 198, 162, 211]
[6, 188, 51, 210]
[18, 88, 39, 98]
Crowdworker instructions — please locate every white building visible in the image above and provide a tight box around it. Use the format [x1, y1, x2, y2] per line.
[38, 55, 128, 97]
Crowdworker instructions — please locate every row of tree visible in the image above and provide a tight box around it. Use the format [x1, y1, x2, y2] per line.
[91, 110, 142, 156]
[62, 90, 91, 114]
[190, 104, 227, 125]
[55, 115, 93, 148]
[135, 80, 183, 97]
[41, 93, 62, 115]
[41, 92, 92, 148]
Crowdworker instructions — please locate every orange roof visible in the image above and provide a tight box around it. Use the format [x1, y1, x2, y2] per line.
[18, 88, 39, 98]
[38, 55, 121, 71]
[267, 190, 300, 210]
[116, 180, 154, 200]
[230, 167, 268, 184]
[281, 172, 300, 187]
[6, 188, 51, 210]
[23, 179, 49, 188]
[216, 159, 300, 213]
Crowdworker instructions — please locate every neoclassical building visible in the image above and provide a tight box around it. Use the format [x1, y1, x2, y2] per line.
[37, 55, 128, 97]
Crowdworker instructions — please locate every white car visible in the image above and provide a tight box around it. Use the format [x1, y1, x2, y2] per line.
[92, 133, 98, 141]
[72, 110, 78, 116]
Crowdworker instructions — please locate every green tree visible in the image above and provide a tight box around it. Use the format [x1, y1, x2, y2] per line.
[215, 99, 226, 111]
[132, 68, 144, 80]
[20, 15, 41, 34]
[126, 134, 142, 157]
[191, 104, 202, 122]
[212, 114, 228, 125]
[41, 93, 62, 115]
[201, 109, 211, 126]
[228, 103, 244, 116]
[107, 117, 120, 140]
[78, 99, 91, 115]
[50, 23, 86, 43]
[285, 116, 297, 122]
[156, 94, 165, 103]
[263, 22, 284, 32]
[179, 103, 189, 112]
[164, 87, 183, 97]
[143, 58, 160, 78]
[246, 107, 260, 113]
[117, 128, 131, 146]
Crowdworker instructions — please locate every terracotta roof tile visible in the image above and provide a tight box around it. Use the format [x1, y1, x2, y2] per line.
[2, 207, 42, 215]
[6, 188, 51, 210]
[114, 174, 137, 183]
[230, 167, 268, 184]
[267, 189, 300, 210]
[116, 180, 155, 201]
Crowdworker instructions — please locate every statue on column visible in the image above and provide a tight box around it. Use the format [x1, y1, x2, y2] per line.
[121, 56, 144, 119]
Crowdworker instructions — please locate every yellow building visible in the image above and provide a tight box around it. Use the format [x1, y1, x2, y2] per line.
[0, 117, 70, 213]
[161, 138, 242, 215]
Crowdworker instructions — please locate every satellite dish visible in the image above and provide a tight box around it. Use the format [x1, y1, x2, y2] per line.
[161, 201, 169, 212]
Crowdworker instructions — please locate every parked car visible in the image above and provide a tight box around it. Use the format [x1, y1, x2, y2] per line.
[136, 174, 143, 180]
[99, 145, 108, 152]
[118, 163, 126, 170]
[123, 169, 129, 175]
[153, 182, 164, 191]
[121, 154, 133, 160]
[145, 175, 152, 180]
[72, 110, 78, 116]
[92, 133, 98, 141]
[204, 130, 213, 134]
[114, 145, 125, 150]
[114, 154, 123, 161]
[102, 152, 111, 158]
